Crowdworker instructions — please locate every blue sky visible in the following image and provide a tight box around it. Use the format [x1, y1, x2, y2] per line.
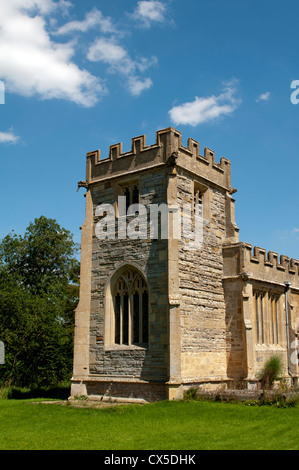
[1, 0, 299, 260]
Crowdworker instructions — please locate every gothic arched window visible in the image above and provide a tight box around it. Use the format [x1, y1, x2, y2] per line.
[112, 268, 148, 346]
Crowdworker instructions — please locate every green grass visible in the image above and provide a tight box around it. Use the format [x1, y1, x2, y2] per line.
[0, 399, 298, 450]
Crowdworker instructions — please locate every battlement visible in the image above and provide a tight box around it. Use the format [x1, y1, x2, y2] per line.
[223, 242, 299, 287]
[248, 245, 299, 274]
[85, 128, 232, 190]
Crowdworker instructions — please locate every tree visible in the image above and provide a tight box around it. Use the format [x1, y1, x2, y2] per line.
[0, 216, 80, 388]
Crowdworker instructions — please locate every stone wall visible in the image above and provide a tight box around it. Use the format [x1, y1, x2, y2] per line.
[85, 379, 166, 402]
[223, 242, 299, 385]
[223, 278, 247, 380]
[89, 166, 169, 382]
[177, 170, 228, 382]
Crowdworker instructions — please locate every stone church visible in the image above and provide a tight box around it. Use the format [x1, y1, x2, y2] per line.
[71, 127, 299, 401]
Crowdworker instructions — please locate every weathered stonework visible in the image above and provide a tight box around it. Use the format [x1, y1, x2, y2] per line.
[71, 128, 299, 402]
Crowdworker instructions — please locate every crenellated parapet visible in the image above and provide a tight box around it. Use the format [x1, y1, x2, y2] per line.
[85, 127, 232, 191]
[249, 245, 299, 273]
[223, 242, 299, 287]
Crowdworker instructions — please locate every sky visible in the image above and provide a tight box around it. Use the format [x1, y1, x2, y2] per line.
[1, 0, 299, 261]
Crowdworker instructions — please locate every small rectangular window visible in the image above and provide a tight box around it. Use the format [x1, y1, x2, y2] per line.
[193, 189, 202, 217]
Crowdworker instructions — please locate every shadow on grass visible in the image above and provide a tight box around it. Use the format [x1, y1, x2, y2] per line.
[1, 383, 70, 400]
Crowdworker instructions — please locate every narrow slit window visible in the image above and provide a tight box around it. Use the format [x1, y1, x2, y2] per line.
[122, 293, 129, 345]
[114, 294, 121, 344]
[254, 292, 264, 344]
[133, 292, 140, 344]
[270, 295, 279, 345]
[132, 185, 139, 205]
[255, 293, 260, 344]
[125, 188, 130, 212]
[142, 291, 149, 344]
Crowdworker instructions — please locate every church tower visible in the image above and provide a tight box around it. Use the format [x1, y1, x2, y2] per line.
[71, 127, 240, 401]
[71, 127, 299, 401]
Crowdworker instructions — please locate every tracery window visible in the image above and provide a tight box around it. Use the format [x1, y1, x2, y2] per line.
[113, 268, 148, 346]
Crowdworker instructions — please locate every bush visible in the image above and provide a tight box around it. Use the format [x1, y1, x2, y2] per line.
[246, 391, 299, 408]
[184, 387, 199, 400]
[258, 356, 283, 390]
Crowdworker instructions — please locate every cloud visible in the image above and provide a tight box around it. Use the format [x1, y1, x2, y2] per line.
[0, 0, 105, 107]
[0, 130, 19, 144]
[127, 77, 153, 96]
[55, 7, 117, 35]
[87, 37, 156, 96]
[169, 81, 241, 126]
[132, 1, 167, 28]
[0, 1, 164, 104]
[87, 38, 128, 64]
[256, 91, 271, 102]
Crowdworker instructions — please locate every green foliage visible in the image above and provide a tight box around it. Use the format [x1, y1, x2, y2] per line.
[0, 216, 79, 388]
[246, 392, 299, 408]
[0, 216, 79, 293]
[258, 356, 283, 390]
[184, 387, 199, 400]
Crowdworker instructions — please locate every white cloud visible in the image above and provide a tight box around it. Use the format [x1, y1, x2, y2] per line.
[87, 38, 128, 64]
[128, 77, 153, 96]
[87, 37, 156, 96]
[169, 81, 241, 126]
[0, 0, 105, 107]
[0, 130, 19, 144]
[55, 7, 117, 35]
[0, 1, 163, 104]
[133, 1, 167, 27]
[256, 91, 271, 102]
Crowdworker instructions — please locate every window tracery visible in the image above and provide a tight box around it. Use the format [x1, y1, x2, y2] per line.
[112, 268, 148, 346]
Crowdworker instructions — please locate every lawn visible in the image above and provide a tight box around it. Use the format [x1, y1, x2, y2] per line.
[0, 399, 298, 450]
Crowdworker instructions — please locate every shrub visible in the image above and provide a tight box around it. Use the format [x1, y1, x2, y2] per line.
[258, 356, 283, 390]
[184, 387, 199, 400]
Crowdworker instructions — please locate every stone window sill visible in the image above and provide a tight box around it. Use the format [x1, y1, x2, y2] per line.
[104, 344, 148, 352]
